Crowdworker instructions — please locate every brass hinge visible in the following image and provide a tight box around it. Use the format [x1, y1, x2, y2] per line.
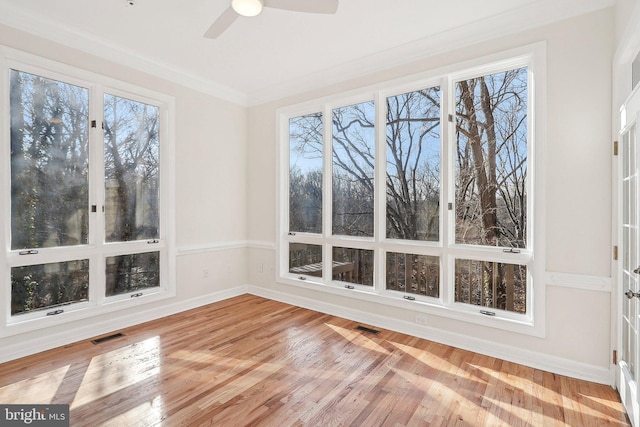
[613, 349, 618, 365]
[614, 246, 619, 261]
[614, 140, 619, 156]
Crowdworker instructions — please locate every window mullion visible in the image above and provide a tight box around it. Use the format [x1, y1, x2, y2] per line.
[374, 91, 386, 294]
[441, 76, 454, 308]
[322, 104, 333, 283]
[90, 84, 106, 305]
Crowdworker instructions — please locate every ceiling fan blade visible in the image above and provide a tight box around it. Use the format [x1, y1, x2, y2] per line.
[204, 6, 239, 39]
[263, 0, 338, 14]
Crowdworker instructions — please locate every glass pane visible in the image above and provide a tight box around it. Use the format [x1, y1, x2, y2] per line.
[455, 68, 528, 248]
[386, 87, 441, 241]
[289, 243, 323, 277]
[332, 247, 373, 286]
[623, 130, 630, 180]
[332, 101, 375, 237]
[10, 70, 89, 250]
[386, 252, 439, 297]
[289, 113, 323, 234]
[104, 94, 160, 242]
[11, 260, 89, 315]
[106, 251, 160, 296]
[454, 259, 526, 314]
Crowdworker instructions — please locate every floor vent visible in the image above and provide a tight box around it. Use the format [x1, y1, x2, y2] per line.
[91, 333, 125, 345]
[355, 325, 380, 335]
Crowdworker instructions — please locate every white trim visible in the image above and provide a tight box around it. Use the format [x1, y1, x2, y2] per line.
[177, 241, 249, 256]
[0, 286, 248, 364]
[248, 0, 613, 105]
[0, 0, 613, 107]
[247, 240, 277, 250]
[1, 284, 611, 384]
[276, 43, 547, 337]
[0, 50, 177, 335]
[176, 240, 276, 255]
[0, 3, 246, 106]
[247, 285, 611, 385]
[546, 272, 612, 292]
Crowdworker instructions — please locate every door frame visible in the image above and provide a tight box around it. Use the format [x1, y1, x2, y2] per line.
[616, 107, 640, 427]
[614, 3, 640, 425]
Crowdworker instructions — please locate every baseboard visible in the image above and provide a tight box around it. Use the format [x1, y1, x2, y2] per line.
[0, 286, 248, 364]
[247, 285, 611, 385]
[3, 283, 612, 386]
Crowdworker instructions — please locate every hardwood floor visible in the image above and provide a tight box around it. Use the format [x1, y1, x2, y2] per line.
[0, 294, 630, 426]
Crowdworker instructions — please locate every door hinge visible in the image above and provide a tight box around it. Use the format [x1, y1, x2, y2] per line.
[614, 245, 619, 261]
[614, 140, 618, 156]
[448, 114, 453, 123]
[613, 349, 618, 365]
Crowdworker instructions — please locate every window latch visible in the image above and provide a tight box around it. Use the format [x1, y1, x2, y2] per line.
[403, 295, 416, 301]
[344, 284, 354, 289]
[503, 248, 521, 254]
[47, 309, 64, 316]
[130, 293, 143, 298]
[18, 249, 39, 255]
[147, 239, 159, 244]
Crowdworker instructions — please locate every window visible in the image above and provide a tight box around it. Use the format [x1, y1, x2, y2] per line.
[453, 67, 529, 313]
[386, 87, 441, 242]
[2, 54, 174, 333]
[279, 46, 544, 334]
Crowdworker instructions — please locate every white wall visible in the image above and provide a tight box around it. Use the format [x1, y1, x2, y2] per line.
[0, 23, 249, 361]
[0, 7, 619, 385]
[247, 8, 615, 384]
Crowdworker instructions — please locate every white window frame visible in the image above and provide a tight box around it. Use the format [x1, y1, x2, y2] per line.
[0, 46, 176, 337]
[277, 43, 546, 337]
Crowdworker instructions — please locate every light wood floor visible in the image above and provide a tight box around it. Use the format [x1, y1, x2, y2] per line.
[0, 294, 630, 426]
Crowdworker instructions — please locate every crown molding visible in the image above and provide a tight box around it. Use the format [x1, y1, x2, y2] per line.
[0, 2, 247, 106]
[0, 0, 614, 107]
[246, 0, 616, 106]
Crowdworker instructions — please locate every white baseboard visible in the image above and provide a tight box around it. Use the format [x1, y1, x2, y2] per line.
[2, 283, 611, 386]
[247, 285, 612, 386]
[0, 286, 248, 364]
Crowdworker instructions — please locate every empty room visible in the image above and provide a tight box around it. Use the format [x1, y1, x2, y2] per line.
[0, 0, 638, 425]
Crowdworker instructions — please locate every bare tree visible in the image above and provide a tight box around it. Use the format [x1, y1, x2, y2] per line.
[454, 68, 528, 312]
[455, 68, 527, 248]
[386, 88, 441, 241]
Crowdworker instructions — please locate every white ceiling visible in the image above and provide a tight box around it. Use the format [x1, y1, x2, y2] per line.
[0, 0, 615, 105]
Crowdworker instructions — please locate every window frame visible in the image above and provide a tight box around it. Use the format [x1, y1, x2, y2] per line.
[0, 47, 176, 337]
[277, 43, 546, 337]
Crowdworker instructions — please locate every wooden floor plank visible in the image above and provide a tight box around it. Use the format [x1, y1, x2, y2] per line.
[0, 295, 630, 426]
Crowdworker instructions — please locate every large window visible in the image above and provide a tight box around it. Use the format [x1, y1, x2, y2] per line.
[2, 56, 174, 332]
[279, 47, 543, 333]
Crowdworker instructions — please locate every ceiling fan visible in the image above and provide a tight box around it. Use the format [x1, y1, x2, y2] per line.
[204, 0, 339, 39]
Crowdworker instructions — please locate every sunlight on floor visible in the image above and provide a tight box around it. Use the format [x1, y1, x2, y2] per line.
[0, 364, 69, 404]
[71, 336, 160, 409]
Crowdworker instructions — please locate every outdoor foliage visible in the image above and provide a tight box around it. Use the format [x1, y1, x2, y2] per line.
[9, 70, 161, 315]
[288, 67, 528, 313]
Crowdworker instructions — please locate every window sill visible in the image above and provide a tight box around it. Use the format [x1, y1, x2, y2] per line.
[278, 274, 542, 337]
[1, 287, 175, 338]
